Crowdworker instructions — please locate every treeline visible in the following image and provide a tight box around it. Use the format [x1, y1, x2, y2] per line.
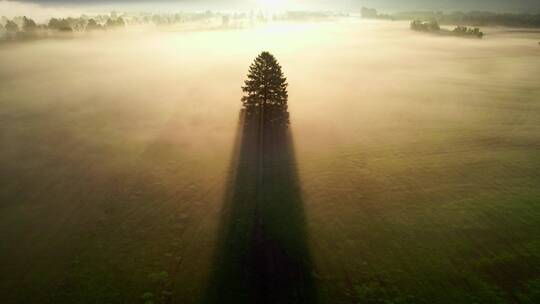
[410, 20, 484, 38]
[361, 7, 540, 28]
[397, 11, 540, 28]
[0, 10, 341, 42]
[274, 11, 347, 22]
[360, 7, 394, 21]
[0, 14, 128, 41]
[0, 11, 236, 34]
[0, 11, 248, 42]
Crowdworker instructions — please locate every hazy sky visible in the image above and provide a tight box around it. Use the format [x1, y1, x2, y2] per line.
[6, 0, 540, 12]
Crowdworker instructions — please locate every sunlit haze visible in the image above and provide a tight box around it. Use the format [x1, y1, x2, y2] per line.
[1, 1, 540, 303]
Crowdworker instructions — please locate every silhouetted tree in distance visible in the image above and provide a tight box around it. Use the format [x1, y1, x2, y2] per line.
[106, 17, 126, 29]
[86, 19, 103, 31]
[48, 18, 61, 30]
[411, 19, 440, 32]
[5, 20, 18, 32]
[411, 19, 483, 39]
[48, 18, 72, 32]
[452, 25, 484, 38]
[22, 17, 37, 33]
[242, 51, 289, 127]
[361, 7, 379, 19]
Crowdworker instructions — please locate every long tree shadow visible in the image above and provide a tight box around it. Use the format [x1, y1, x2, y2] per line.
[204, 110, 317, 303]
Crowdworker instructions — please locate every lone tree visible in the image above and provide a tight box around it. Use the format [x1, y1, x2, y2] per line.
[242, 51, 289, 127]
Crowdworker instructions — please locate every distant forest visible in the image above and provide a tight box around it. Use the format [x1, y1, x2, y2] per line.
[2, 8, 540, 43]
[0, 10, 346, 42]
[410, 20, 484, 38]
[362, 7, 540, 28]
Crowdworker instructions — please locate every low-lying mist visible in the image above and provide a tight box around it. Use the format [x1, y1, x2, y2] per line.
[1, 18, 539, 303]
[2, 19, 538, 155]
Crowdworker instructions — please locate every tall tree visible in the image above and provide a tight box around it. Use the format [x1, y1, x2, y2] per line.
[242, 52, 289, 127]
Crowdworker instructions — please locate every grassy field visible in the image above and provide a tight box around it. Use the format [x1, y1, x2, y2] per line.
[1, 19, 539, 303]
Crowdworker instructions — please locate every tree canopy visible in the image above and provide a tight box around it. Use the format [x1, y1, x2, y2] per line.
[452, 25, 484, 38]
[22, 17, 37, 33]
[48, 18, 72, 32]
[410, 19, 440, 32]
[106, 17, 125, 28]
[86, 19, 103, 31]
[5, 20, 18, 32]
[242, 52, 289, 127]
[410, 19, 483, 38]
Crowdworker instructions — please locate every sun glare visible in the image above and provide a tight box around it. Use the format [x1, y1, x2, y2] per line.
[256, 0, 290, 11]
